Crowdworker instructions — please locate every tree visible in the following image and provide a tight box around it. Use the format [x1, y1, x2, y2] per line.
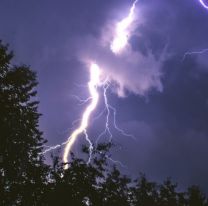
[0, 41, 48, 205]
[133, 174, 158, 206]
[187, 185, 208, 206]
[158, 178, 178, 206]
[101, 166, 131, 206]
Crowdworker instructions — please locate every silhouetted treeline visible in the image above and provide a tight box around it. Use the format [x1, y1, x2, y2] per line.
[0, 41, 208, 206]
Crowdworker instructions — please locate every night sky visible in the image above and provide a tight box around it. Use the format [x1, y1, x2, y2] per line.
[1, 0, 208, 192]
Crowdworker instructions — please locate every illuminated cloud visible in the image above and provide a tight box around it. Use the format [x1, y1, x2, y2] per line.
[73, 0, 167, 97]
[76, 30, 165, 97]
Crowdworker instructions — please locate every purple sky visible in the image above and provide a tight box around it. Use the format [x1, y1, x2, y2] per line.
[1, 0, 208, 192]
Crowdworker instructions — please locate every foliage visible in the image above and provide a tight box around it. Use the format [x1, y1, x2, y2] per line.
[0, 41, 48, 205]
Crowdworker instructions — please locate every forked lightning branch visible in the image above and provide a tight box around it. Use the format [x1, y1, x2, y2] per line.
[42, 0, 138, 168]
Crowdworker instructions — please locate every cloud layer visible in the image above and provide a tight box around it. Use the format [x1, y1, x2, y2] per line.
[74, 5, 166, 97]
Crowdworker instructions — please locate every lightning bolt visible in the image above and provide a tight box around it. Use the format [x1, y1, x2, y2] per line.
[199, 0, 208, 9]
[111, 0, 138, 54]
[71, 94, 92, 106]
[95, 82, 135, 145]
[42, 142, 67, 154]
[95, 82, 112, 145]
[63, 63, 101, 169]
[183, 48, 208, 61]
[42, 0, 208, 170]
[84, 129, 93, 164]
[96, 0, 137, 144]
[42, 0, 138, 169]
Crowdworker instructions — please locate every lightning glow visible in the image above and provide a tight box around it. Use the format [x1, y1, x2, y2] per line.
[42, 142, 67, 154]
[111, 0, 138, 54]
[95, 82, 135, 145]
[71, 94, 92, 105]
[199, 0, 208, 9]
[84, 129, 93, 164]
[183, 48, 208, 61]
[95, 82, 112, 145]
[42, 0, 138, 169]
[63, 63, 101, 169]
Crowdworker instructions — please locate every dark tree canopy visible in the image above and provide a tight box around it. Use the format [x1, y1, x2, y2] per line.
[0, 41, 207, 206]
[0, 41, 48, 205]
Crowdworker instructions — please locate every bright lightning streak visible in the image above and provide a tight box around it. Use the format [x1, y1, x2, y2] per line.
[41, 141, 68, 154]
[42, 75, 133, 169]
[84, 129, 93, 164]
[42, 1, 138, 169]
[199, 0, 208, 9]
[183, 48, 208, 61]
[96, 82, 135, 145]
[106, 155, 127, 168]
[95, 83, 112, 145]
[63, 63, 101, 169]
[110, 104, 136, 140]
[111, 0, 138, 54]
[71, 94, 92, 105]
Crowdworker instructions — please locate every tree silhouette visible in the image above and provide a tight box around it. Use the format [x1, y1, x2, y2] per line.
[0, 41, 48, 205]
[158, 178, 178, 206]
[133, 174, 158, 206]
[187, 186, 208, 206]
[101, 166, 130, 206]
